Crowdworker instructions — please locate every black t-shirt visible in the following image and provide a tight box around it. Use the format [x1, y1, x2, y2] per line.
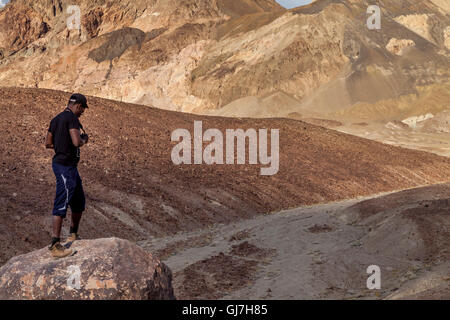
[48, 109, 82, 166]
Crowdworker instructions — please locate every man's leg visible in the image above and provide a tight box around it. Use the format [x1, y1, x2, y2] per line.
[70, 212, 82, 234]
[50, 163, 75, 257]
[68, 168, 85, 241]
[51, 162, 70, 246]
[49, 164, 73, 258]
[52, 216, 64, 239]
[51, 214, 73, 258]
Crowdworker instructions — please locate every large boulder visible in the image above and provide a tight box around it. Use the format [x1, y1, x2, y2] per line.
[0, 238, 175, 300]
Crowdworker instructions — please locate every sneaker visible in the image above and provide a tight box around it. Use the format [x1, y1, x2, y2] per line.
[67, 233, 81, 242]
[49, 242, 73, 258]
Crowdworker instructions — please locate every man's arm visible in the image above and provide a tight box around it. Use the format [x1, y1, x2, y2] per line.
[45, 132, 54, 149]
[69, 128, 87, 147]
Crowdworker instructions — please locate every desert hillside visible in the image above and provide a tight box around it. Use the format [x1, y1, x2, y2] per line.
[1, 87, 450, 266]
[1, 0, 449, 301]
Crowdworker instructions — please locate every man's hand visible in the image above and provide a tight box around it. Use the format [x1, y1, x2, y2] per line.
[70, 129, 86, 147]
[45, 132, 54, 149]
[81, 133, 89, 144]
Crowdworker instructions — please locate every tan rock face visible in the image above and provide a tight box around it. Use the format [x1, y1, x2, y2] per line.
[0, 238, 175, 300]
[191, 6, 351, 111]
[83, 7, 104, 39]
[0, 0, 282, 110]
[393, 13, 446, 47]
[0, 3, 50, 56]
[430, 0, 450, 14]
[386, 38, 415, 56]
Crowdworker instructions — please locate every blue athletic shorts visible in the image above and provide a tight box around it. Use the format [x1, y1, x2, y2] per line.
[52, 162, 86, 218]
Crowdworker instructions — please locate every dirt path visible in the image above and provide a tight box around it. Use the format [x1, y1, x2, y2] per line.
[138, 185, 450, 299]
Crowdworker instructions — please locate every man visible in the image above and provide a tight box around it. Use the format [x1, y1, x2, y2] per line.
[45, 93, 89, 258]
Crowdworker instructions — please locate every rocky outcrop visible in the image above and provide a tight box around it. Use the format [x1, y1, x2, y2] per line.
[393, 13, 446, 47]
[83, 7, 104, 39]
[0, 238, 175, 300]
[386, 38, 415, 56]
[0, 3, 50, 56]
[416, 110, 450, 133]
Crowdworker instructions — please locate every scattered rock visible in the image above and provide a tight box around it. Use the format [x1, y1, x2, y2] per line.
[230, 241, 274, 259]
[385, 120, 410, 130]
[402, 113, 434, 128]
[229, 229, 250, 242]
[307, 224, 333, 233]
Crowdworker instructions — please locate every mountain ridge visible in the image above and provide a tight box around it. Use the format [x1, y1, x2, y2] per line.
[1, 0, 448, 116]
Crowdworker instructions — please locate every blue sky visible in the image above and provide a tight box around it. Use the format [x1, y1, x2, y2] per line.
[276, 0, 313, 9]
[0, 0, 313, 9]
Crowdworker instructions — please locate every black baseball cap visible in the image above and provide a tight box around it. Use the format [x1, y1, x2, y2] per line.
[69, 93, 88, 108]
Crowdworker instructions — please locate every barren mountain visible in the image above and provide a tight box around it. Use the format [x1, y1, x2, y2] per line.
[1, 0, 448, 114]
[0, 0, 283, 111]
[1, 87, 450, 267]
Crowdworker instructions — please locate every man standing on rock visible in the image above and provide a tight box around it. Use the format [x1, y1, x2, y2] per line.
[45, 94, 89, 258]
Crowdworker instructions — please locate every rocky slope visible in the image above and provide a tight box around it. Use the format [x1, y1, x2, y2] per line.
[0, 0, 283, 111]
[0, 0, 448, 116]
[1, 87, 450, 266]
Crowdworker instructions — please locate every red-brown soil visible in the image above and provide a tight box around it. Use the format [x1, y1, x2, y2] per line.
[1, 87, 450, 266]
